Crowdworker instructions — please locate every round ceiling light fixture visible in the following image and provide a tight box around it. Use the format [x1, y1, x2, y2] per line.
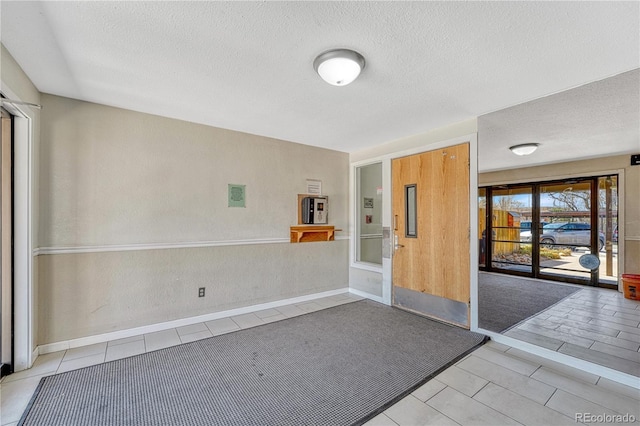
[313, 49, 365, 86]
[509, 143, 539, 156]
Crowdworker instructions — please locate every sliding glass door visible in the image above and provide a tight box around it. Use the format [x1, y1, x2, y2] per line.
[480, 175, 618, 288]
[537, 180, 596, 282]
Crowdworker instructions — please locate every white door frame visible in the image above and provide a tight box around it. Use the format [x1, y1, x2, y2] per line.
[0, 86, 36, 371]
[350, 133, 479, 327]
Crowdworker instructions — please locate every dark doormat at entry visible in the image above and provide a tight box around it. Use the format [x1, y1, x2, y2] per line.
[20, 299, 486, 426]
[479, 272, 581, 333]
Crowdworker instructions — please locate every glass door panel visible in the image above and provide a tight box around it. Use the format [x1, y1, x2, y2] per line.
[356, 163, 382, 265]
[490, 186, 533, 274]
[479, 188, 487, 268]
[538, 180, 594, 283]
[598, 175, 618, 286]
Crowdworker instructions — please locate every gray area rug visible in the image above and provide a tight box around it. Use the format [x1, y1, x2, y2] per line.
[20, 300, 486, 426]
[478, 272, 580, 333]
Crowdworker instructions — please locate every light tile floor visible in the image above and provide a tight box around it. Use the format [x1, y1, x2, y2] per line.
[2, 292, 639, 426]
[505, 286, 640, 377]
[365, 341, 640, 426]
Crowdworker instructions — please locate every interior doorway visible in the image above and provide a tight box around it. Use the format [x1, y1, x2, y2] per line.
[1, 107, 13, 377]
[479, 175, 619, 288]
[392, 143, 471, 328]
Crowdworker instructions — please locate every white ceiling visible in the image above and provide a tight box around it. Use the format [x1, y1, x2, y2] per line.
[1, 1, 639, 171]
[479, 68, 640, 172]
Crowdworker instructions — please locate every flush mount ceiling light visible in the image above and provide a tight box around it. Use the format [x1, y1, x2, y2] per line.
[509, 143, 539, 156]
[313, 49, 365, 86]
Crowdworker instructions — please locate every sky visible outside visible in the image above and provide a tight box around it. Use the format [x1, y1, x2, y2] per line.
[492, 193, 573, 209]
[509, 193, 559, 208]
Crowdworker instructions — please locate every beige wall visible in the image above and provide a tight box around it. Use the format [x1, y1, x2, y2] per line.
[38, 95, 349, 344]
[40, 94, 348, 246]
[38, 242, 347, 343]
[479, 154, 640, 275]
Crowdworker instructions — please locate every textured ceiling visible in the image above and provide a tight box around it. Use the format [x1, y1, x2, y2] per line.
[479, 69, 640, 172]
[1, 1, 639, 170]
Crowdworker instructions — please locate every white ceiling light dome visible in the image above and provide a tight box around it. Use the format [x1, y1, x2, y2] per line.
[313, 49, 365, 86]
[509, 143, 540, 156]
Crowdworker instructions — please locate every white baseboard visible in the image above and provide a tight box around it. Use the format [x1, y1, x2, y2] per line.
[37, 288, 349, 355]
[349, 288, 384, 304]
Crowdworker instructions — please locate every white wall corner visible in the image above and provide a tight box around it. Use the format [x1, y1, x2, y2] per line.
[348, 288, 385, 304]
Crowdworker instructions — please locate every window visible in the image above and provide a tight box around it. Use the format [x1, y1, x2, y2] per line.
[405, 184, 417, 238]
[355, 163, 382, 265]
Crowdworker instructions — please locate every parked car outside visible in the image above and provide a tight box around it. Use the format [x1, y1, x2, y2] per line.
[520, 222, 605, 251]
[519, 221, 549, 233]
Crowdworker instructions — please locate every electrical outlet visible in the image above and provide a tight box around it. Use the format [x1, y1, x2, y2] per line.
[198, 287, 205, 297]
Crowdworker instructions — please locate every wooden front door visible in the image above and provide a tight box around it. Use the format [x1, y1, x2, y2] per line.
[391, 143, 470, 328]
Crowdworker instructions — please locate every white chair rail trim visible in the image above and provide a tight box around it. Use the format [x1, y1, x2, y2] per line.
[34, 235, 350, 256]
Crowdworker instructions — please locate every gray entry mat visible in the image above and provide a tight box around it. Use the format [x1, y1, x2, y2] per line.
[20, 300, 486, 426]
[479, 272, 580, 333]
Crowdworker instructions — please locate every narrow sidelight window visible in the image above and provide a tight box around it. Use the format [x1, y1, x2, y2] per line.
[405, 184, 417, 237]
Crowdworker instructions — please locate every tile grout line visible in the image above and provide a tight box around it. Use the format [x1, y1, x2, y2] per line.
[422, 386, 467, 426]
[529, 364, 543, 378]
[467, 381, 527, 426]
[55, 350, 68, 374]
[542, 386, 560, 407]
[469, 379, 491, 399]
